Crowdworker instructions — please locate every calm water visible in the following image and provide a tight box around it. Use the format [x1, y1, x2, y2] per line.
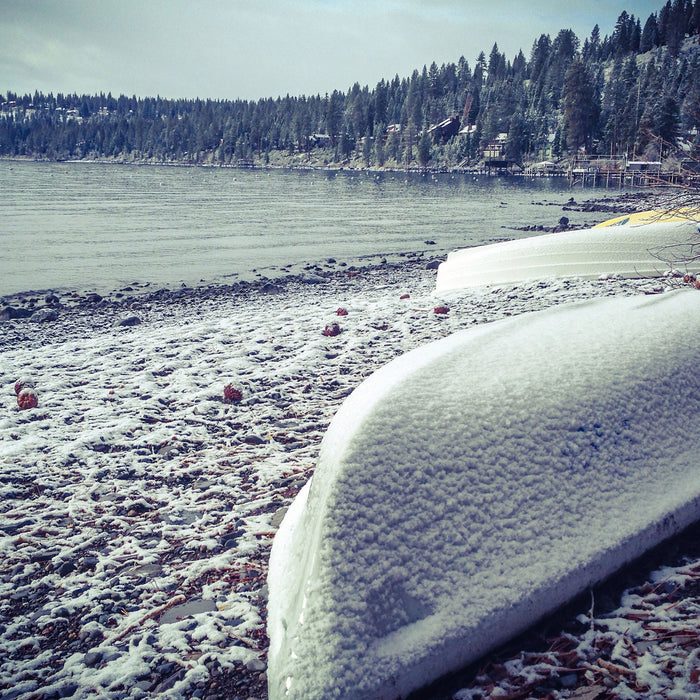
[1, 160, 603, 297]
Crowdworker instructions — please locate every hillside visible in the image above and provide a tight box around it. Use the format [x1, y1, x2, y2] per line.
[1, 2, 699, 176]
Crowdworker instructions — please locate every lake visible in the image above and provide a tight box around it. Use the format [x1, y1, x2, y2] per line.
[0, 161, 617, 297]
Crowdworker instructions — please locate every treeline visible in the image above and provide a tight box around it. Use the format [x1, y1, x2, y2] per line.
[1, 0, 699, 169]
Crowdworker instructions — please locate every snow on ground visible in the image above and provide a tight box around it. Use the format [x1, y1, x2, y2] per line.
[2, 254, 700, 700]
[435, 220, 700, 293]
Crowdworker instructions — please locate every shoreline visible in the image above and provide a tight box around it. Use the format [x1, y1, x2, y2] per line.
[0, 255, 437, 348]
[2, 152, 681, 185]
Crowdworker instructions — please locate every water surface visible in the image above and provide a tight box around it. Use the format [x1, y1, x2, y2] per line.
[1, 161, 614, 297]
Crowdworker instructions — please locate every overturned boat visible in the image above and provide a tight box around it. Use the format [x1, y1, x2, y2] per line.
[267, 290, 700, 699]
[435, 219, 700, 293]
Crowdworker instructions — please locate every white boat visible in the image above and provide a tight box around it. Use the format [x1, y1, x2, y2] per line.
[435, 219, 700, 293]
[268, 291, 700, 699]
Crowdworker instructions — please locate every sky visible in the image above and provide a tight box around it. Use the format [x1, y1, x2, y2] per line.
[1, 0, 665, 102]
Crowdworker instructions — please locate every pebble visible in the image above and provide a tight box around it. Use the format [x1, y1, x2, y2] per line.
[81, 556, 98, 570]
[56, 561, 76, 576]
[30, 308, 58, 322]
[243, 434, 266, 445]
[300, 273, 326, 284]
[246, 658, 266, 672]
[114, 314, 142, 327]
[83, 651, 103, 667]
[153, 668, 186, 693]
[57, 683, 79, 697]
[222, 531, 243, 548]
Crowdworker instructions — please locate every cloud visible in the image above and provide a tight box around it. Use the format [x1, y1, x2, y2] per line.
[0, 0, 665, 101]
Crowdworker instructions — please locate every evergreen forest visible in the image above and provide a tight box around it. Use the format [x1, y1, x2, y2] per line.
[1, 0, 700, 172]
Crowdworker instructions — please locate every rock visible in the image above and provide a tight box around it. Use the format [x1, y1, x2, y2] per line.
[153, 668, 186, 693]
[323, 322, 341, 337]
[56, 561, 76, 576]
[83, 651, 103, 667]
[45, 294, 60, 306]
[157, 445, 178, 459]
[243, 434, 266, 445]
[260, 282, 283, 294]
[425, 260, 442, 270]
[30, 308, 58, 323]
[0, 306, 32, 320]
[114, 315, 141, 327]
[159, 598, 217, 625]
[81, 556, 98, 570]
[301, 274, 326, 284]
[156, 660, 177, 676]
[57, 683, 79, 698]
[272, 507, 289, 528]
[86, 293, 103, 303]
[1, 518, 34, 534]
[221, 531, 243, 548]
[559, 673, 579, 689]
[246, 658, 267, 672]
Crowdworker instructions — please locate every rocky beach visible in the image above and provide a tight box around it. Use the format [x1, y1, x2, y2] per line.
[4, 209, 700, 698]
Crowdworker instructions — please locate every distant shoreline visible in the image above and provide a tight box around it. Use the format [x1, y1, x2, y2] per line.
[0, 154, 677, 188]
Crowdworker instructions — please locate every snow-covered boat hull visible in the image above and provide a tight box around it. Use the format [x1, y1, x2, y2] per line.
[267, 291, 700, 700]
[435, 220, 700, 293]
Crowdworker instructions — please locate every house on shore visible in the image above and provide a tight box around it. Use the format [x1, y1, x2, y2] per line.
[427, 116, 460, 143]
[483, 133, 512, 172]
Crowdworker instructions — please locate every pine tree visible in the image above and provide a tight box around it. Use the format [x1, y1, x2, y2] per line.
[641, 14, 661, 52]
[374, 126, 386, 166]
[668, 0, 689, 55]
[692, 0, 700, 39]
[564, 59, 599, 152]
[505, 112, 526, 164]
[417, 131, 432, 167]
[655, 95, 681, 152]
[362, 131, 372, 166]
